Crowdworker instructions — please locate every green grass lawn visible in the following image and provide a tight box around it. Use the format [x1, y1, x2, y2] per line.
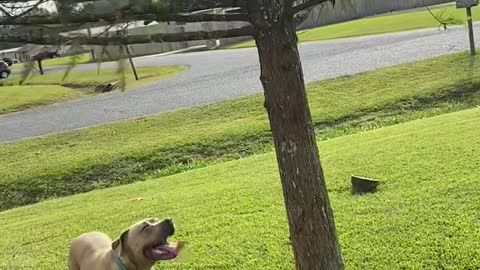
[5, 65, 186, 87]
[0, 52, 479, 210]
[228, 5, 480, 49]
[10, 53, 92, 70]
[41, 53, 92, 67]
[1, 107, 479, 269]
[0, 85, 86, 115]
[0, 65, 186, 114]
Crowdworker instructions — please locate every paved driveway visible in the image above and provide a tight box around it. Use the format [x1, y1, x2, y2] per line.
[0, 26, 477, 143]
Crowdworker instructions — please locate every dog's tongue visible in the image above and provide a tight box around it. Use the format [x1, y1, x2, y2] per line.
[152, 242, 182, 260]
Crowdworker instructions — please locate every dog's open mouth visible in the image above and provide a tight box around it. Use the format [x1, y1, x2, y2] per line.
[144, 243, 178, 261]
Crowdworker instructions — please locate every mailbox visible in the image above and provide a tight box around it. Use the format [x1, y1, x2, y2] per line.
[457, 0, 478, 8]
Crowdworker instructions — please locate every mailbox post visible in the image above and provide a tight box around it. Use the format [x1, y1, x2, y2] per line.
[457, 0, 478, 55]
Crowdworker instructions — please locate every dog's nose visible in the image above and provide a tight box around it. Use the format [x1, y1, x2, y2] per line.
[165, 218, 175, 235]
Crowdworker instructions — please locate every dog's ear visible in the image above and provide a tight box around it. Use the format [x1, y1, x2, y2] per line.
[112, 229, 129, 251]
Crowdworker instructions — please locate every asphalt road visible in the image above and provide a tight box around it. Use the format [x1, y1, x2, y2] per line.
[1, 26, 478, 143]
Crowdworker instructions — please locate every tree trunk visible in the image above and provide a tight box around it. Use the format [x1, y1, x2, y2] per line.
[37, 59, 44, 75]
[246, 1, 344, 269]
[124, 45, 139, 81]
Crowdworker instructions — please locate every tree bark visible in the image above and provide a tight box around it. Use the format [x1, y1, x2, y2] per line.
[37, 59, 44, 75]
[246, 1, 344, 269]
[124, 45, 139, 81]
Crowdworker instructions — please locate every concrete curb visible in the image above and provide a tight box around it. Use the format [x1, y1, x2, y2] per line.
[134, 45, 209, 60]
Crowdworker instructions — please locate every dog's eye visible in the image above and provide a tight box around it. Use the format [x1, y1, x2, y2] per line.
[140, 222, 150, 232]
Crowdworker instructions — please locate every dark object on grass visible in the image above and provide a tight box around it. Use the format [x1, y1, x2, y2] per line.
[95, 82, 118, 93]
[351, 175, 379, 194]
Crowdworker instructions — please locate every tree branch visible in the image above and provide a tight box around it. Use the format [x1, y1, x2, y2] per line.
[0, 25, 254, 45]
[0, 5, 11, 17]
[0, 12, 249, 25]
[0, 0, 246, 13]
[0, 0, 95, 3]
[289, 0, 334, 15]
[161, 0, 247, 12]
[8, 0, 48, 18]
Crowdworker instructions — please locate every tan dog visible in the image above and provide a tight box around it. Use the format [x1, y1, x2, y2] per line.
[69, 218, 179, 270]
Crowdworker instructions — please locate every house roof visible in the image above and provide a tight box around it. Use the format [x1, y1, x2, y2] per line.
[63, 20, 159, 37]
[0, 47, 22, 54]
[16, 44, 59, 56]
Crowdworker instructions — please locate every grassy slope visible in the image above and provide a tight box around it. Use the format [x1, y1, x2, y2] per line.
[1, 53, 480, 210]
[4, 65, 186, 87]
[228, 5, 480, 49]
[1, 107, 479, 269]
[0, 66, 186, 115]
[0, 85, 86, 114]
[41, 53, 92, 67]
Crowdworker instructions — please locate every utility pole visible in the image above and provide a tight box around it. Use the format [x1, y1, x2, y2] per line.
[457, 0, 478, 56]
[466, 7, 475, 55]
